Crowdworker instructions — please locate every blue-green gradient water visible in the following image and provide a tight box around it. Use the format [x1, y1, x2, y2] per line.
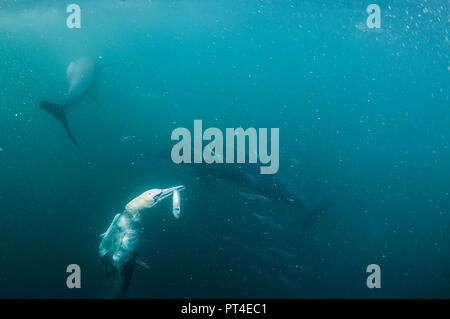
[0, 0, 448, 298]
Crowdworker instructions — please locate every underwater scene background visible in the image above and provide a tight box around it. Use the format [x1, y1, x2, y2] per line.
[0, 0, 449, 298]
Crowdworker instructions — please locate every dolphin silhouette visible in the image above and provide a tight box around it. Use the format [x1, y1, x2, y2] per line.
[39, 57, 113, 146]
[152, 148, 309, 210]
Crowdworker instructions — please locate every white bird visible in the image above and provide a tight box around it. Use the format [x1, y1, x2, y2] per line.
[99, 185, 185, 296]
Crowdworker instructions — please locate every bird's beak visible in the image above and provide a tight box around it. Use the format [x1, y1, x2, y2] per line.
[156, 185, 185, 203]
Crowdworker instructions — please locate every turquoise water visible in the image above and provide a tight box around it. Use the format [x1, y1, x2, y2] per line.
[0, 0, 449, 298]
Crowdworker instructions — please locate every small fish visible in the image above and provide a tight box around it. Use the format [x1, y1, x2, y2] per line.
[172, 189, 181, 219]
[239, 191, 269, 202]
[0, 147, 3, 152]
[121, 135, 135, 142]
[135, 258, 151, 271]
